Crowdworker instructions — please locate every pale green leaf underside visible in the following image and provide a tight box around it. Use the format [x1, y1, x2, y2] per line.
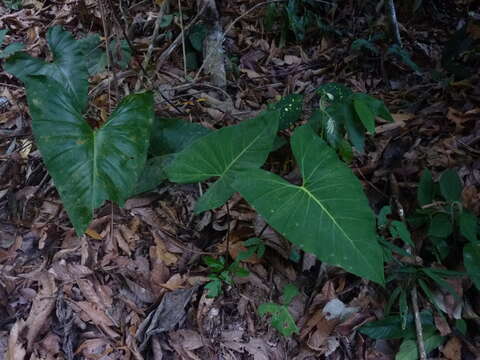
[232, 125, 384, 284]
[26, 76, 154, 235]
[166, 112, 279, 213]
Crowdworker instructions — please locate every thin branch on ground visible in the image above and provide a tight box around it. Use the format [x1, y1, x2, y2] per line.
[134, 0, 169, 92]
[178, 0, 187, 77]
[387, 0, 402, 46]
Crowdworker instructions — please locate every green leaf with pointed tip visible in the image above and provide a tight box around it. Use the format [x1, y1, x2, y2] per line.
[0, 42, 24, 59]
[418, 169, 434, 206]
[428, 213, 453, 238]
[232, 125, 384, 284]
[5, 26, 89, 111]
[166, 112, 279, 213]
[25, 75, 154, 235]
[459, 210, 478, 243]
[78, 34, 107, 76]
[439, 169, 462, 202]
[258, 302, 299, 336]
[316, 83, 353, 104]
[281, 284, 299, 305]
[395, 328, 444, 360]
[464, 243, 480, 291]
[268, 94, 303, 130]
[354, 97, 376, 133]
[352, 93, 394, 123]
[390, 221, 414, 247]
[205, 278, 223, 298]
[343, 103, 366, 153]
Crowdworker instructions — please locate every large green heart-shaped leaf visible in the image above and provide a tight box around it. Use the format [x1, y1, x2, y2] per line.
[149, 117, 211, 156]
[5, 26, 88, 111]
[133, 118, 212, 195]
[232, 125, 384, 283]
[166, 112, 279, 213]
[26, 75, 154, 235]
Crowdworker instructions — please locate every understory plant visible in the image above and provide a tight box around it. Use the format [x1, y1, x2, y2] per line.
[5, 26, 399, 285]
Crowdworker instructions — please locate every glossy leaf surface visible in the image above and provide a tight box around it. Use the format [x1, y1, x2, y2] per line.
[26, 76, 154, 235]
[166, 112, 278, 213]
[439, 168, 462, 202]
[268, 94, 303, 130]
[5, 26, 89, 111]
[232, 125, 384, 283]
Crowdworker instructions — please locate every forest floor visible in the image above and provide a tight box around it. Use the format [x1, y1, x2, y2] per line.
[1, 0, 480, 359]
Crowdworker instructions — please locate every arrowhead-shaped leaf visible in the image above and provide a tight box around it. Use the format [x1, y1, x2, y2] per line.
[5, 26, 89, 111]
[166, 112, 279, 213]
[353, 97, 376, 133]
[25, 75, 154, 235]
[267, 94, 303, 130]
[316, 83, 353, 104]
[232, 125, 384, 283]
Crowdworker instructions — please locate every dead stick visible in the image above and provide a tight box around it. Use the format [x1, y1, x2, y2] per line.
[390, 174, 427, 360]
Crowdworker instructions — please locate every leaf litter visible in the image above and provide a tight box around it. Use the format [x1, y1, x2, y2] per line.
[1, 0, 480, 359]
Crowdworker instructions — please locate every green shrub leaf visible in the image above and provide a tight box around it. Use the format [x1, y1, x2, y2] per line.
[232, 125, 384, 284]
[258, 302, 299, 336]
[359, 312, 434, 340]
[418, 169, 434, 206]
[464, 243, 480, 291]
[352, 93, 394, 123]
[428, 213, 453, 238]
[395, 329, 444, 360]
[25, 75, 154, 235]
[5, 26, 89, 111]
[439, 169, 462, 202]
[459, 210, 478, 243]
[166, 112, 279, 213]
[353, 97, 376, 133]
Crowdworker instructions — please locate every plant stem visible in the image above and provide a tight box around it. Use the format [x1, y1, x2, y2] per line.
[411, 286, 427, 360]
[387, 0, 402, 46]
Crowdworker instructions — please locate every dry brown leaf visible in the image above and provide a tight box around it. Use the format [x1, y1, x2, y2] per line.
[6, 320, 27, 360]
[85, 228, 103, 240]
[441, 336, 462, 360]
[25, 272, 57, 350]
[153, 232, 178, 266]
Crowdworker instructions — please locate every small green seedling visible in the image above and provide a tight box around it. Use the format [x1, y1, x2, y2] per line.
[203, 256, 250, 298]
[310, 83, 394, 156]
[412, 168, 480, 288]
[236, 238, 266, 262]
[360, 311, 445, 359]
[258, 284, 300, 336]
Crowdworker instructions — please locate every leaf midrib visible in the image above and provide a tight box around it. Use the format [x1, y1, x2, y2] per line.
[218, 127, 266, 178]
[299, 185, 371, 267]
